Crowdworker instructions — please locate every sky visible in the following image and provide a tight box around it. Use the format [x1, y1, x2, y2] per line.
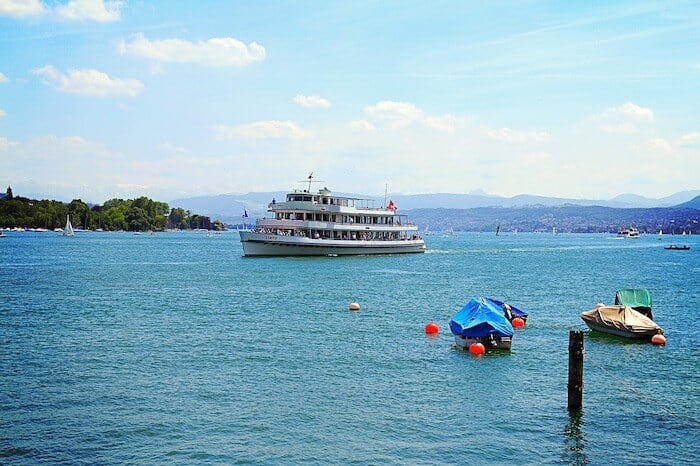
[1, 0, 699, 203]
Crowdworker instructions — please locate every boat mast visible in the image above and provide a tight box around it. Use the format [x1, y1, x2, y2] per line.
[298, 172, 324, 193]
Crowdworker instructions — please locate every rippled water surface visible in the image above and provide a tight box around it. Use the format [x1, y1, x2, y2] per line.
[1, 231, 698, 464]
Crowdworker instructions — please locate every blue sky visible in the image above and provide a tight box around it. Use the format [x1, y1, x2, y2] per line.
[1, 0, 698, 203]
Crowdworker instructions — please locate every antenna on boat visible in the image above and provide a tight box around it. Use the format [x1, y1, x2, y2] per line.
[298, 172, 324, 193]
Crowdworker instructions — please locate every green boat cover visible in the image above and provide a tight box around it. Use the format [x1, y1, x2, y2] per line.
[614, 289, 652, 313]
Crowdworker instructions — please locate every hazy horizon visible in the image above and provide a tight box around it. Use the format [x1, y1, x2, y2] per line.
[1, 1, 699, 202]
[4, 183, 698, 208]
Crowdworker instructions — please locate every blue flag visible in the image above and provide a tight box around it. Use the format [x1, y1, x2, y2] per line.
[243, 208, 248, 218]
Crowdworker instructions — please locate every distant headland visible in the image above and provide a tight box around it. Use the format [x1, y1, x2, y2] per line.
[0, 186, 224, 232]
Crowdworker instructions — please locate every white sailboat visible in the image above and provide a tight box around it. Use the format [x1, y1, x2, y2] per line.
[62, 214, 75, 237]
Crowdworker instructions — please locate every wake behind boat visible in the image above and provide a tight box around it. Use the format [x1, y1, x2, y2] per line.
[238, 176, 426, 256]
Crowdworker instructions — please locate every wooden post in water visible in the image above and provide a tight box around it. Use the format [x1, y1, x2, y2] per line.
[567, 330, 584, 411]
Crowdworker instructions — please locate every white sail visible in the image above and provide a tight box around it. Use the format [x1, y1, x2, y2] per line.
[63, 214, 74, 236]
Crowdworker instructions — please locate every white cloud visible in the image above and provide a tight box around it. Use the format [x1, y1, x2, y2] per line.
[365, 101, 422, 126]
[214, 121, 310, 140]
[423, 115, 458, 133]
[364, 100, 458, 133]
[482, 126, 551, 143]
[118, 33, 265, 67]
[678, 132, 700, 147]
[648, 138, 673, 153]
[0, 136, 17, 150]
[0, 0, 120, 22]
[0, 109, 6, 117]
[349, 119, 376, 131]
[598, 102, 654, 121]
[294, 95, 331, 108]
[157, 143, 186, 154]
[32, 65, 144, 96]
[593, 102, 654, 134]
[0, 0, 46, 17]
[0, 134, 169, 202]
[0, 71, 8, 83]
[56, 0, 122, 22]
[614, 102, 654, 121]
[600, 122, 637, 134]
[524, 151, 553, 162]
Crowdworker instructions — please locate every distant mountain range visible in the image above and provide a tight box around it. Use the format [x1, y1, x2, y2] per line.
[169, 190, 700, 224]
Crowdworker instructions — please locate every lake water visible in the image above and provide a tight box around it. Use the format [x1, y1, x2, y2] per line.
[1, 230, 698, 465]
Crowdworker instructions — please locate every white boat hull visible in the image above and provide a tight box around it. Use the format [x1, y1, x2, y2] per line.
[239, 231, 426, 256]
[453, 335, 512, 350]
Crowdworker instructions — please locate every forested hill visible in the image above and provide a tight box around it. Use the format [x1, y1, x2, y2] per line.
[409, 204, 700, 234]
[0, 188, 223, 231]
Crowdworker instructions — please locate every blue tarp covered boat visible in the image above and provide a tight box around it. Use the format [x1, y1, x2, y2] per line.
[483, 297, 528, 323]
[449, 297, 515, 350]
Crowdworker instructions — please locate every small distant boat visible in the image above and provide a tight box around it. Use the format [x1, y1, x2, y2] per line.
[581, 304, 663, 339]
[62, 215, 74, 237]
[664, 244, 690, 251]
[0, 231, 6, 238]
[617, 227, 639, 238]
[614, 288, 653, 319]
[449, 297, 514, 350]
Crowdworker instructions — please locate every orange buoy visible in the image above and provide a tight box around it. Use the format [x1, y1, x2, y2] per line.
[348, 302, 361, 311]
[651, 334, 666, 345]
[468, 342, 485, 356]
[424, 322, 439, 334]
[512, 317, 525, 328]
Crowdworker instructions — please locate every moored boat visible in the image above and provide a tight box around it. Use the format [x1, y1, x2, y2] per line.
[580, 304, 663, 339]
[483, 297, 528, 324]
[614, 288, 653, 319]
[238, 176, 426, 256]
[664, 244, 690, 250]
[449, 297, 514, 350]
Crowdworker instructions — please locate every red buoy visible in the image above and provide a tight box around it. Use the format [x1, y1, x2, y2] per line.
[512, 317, 525, 328]
[469, 342, 485, 355]
[651, 334, 666, 345]
[424, 322, 439, 334]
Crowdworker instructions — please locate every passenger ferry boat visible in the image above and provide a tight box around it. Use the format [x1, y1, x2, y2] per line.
[238, 178, 426, 256]
[617, 227, 639, 238]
